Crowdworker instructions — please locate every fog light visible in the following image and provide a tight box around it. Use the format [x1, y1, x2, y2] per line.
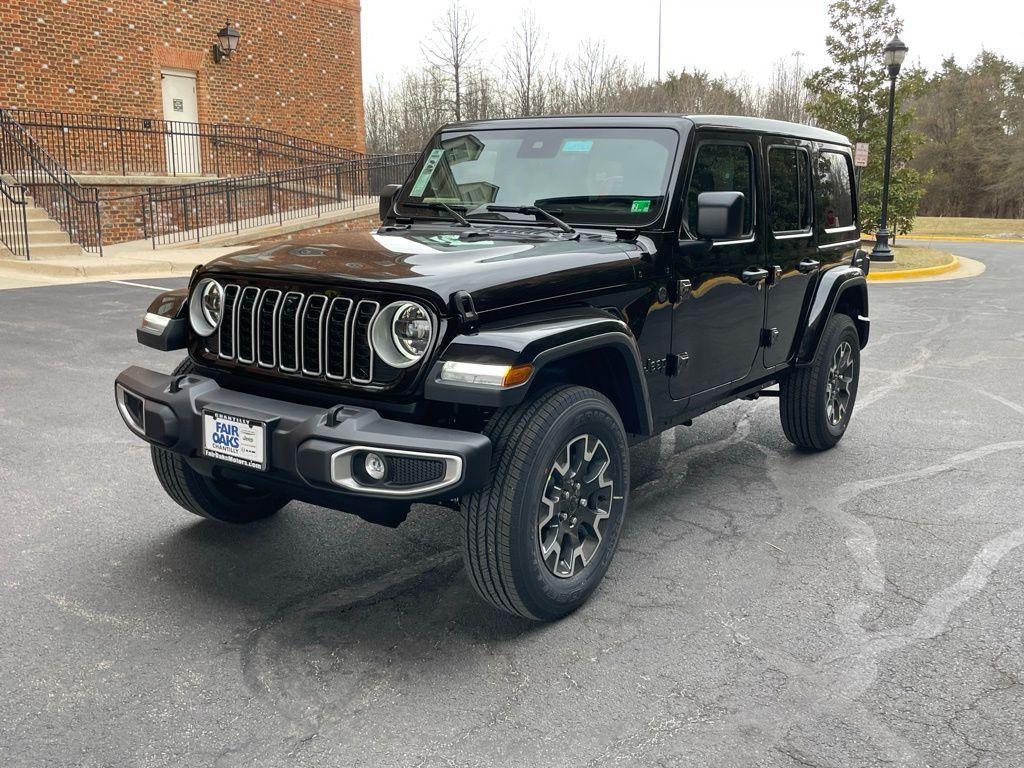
[364, 452, 387, 481]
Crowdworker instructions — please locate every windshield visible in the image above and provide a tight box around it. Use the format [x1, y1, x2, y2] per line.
[397, 127, 680, 227]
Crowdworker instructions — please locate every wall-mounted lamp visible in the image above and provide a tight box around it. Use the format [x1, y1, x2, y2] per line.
[212, 21, 241, 64]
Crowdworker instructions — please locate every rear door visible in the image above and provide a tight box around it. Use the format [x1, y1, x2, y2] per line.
[763, 139, 818, 367]
[813, 147, 860, 271]
[670, 133, 767, 399]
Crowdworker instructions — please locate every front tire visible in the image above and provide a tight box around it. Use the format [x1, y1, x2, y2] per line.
[780, 313, 861, 451]
[461, 385, 629, 621]
[150, 358, 289, 523]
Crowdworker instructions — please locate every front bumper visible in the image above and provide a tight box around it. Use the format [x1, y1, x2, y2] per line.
[114, 366, 492, 507]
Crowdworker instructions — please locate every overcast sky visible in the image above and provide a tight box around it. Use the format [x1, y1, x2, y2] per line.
[361, 0, 1021, 88]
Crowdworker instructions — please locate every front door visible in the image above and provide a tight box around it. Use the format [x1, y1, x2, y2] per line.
[763, 140, 818, 367]
[670, 135, 767, 400]
[160, 69, 200, 174]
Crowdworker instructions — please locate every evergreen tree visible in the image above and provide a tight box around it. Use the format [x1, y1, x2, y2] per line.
[805, 0, 926, 235]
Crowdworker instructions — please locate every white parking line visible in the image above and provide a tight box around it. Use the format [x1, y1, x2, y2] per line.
[109, 280, 175, 291]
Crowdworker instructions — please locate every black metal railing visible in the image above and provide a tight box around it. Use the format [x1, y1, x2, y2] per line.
[0, 109, 103, 254]
[142, 153, 416, 247]
[8, 108, 363, 177]
[0, 176, 30, 259]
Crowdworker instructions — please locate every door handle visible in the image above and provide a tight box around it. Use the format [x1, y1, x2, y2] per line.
[741, 268, 769, 285]
[797, 258, 820, 274]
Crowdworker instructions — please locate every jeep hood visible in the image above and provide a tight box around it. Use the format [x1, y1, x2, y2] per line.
[203, 227, 645, 314]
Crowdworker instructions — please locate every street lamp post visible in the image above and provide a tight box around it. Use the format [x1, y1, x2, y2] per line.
[871, 34, 909, 263]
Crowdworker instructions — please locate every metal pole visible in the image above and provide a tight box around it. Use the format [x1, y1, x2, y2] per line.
[872, 72, 898, 262]
[657, 0, 662, 82]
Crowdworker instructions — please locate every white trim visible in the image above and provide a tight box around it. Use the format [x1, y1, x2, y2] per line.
[235, 286, 260, 364]
[300, 294, 328, 377]
[824, 224, 857, 234]
[218, 284, 240, 359]
[256, 290, 282, 369]
[140, 312, 170, 333]
[818, 238, 861, 251]
[350, 300, 380, 384]
[330, 445, 463, 497]
[711, 235, 756, 248]
[278, 292, 305, 373]
[325, 297, 354, 381]
[773, 231, 813, 240]
[115, 383, 146, 437]
[160, 67, 197, 80]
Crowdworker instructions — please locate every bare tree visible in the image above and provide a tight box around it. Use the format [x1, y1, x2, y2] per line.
[420, 0, 482, 122]
[503, 9, 547, 117]
[757, 53, 809, 123]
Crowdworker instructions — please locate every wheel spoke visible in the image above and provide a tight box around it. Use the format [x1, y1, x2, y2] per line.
[536, 432, 617, 580]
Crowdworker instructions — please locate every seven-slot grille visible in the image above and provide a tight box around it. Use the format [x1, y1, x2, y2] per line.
[210, 284, 388, 386]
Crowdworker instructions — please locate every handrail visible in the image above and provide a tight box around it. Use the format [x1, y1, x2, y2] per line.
[0, 108, 103, 253]
[141, 153, 417, 247]
[7, 108, 362, 177]
[0, 175, 30, 259]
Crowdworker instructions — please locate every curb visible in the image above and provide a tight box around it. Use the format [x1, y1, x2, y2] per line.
[0, 257, 193, 278]
[868, 255, 960, 282]
[864, 233, 1024, 244]
[906, 235, 1024, 244]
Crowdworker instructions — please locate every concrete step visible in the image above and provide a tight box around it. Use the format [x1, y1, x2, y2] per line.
[26, 218, 65, 234]
[28, 230, 72, 245]
[24, 207, 53, 221]
[23, 243, 84, 260]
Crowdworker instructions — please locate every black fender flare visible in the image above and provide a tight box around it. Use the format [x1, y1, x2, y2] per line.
[137, 288, 189, 351]
[796, 267, 869, 364]
[424, 307, 654, 436]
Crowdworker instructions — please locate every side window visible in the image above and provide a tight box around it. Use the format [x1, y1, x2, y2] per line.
[685, 143, 754, 236]
[768, 146, 811, 233]
[815, 151, 856, 231]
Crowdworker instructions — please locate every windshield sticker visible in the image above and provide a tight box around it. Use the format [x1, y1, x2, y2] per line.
[409, 148, 446, 197]
[561, 139, 594, 153]
[630, 199, 652, 213]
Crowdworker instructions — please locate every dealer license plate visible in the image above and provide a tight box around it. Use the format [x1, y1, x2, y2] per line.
[202, 411, 267, 470]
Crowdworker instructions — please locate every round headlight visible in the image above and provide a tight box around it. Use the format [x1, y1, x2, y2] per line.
[200, 280, 222, 327]
[392, 302, 432, 360]
[369, 301, 433, 369]
[189, 278, 223, 337]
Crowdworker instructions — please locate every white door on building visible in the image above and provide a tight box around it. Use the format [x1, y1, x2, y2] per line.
[160, 69, 201, 175]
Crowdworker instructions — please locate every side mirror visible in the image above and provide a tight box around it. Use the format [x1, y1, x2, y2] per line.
[379, 183, 402, 222]
[696, 191, 746, 240]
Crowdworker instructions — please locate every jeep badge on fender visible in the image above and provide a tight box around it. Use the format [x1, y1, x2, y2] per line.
[116, 115, 869, 621]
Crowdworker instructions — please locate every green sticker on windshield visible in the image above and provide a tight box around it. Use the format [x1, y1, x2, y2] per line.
[630, 199, 652, 213]
[409, 148, 446, 197]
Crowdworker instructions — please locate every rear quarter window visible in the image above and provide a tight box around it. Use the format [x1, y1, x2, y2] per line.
[814, 151, 856, 232]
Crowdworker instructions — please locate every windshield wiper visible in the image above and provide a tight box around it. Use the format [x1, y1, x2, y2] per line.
[485, 205, 576, 235]
[402, 201, 473, 227]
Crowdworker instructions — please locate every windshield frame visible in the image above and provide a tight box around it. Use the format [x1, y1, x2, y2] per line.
[395, 125, 684, 230]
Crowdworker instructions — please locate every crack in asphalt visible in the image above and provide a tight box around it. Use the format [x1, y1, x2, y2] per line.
[215, 295, 1021, 767]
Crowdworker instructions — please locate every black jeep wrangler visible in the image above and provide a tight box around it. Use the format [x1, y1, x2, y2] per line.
[116, 115, 869, 621]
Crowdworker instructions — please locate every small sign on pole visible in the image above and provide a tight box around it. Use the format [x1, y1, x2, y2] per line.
[854, 142, 870, 167]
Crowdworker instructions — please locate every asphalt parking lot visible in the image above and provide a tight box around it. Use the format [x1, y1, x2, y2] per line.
[1, 241, 1022, 767]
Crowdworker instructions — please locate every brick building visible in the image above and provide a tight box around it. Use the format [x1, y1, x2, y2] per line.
[0, 0, 365, 152]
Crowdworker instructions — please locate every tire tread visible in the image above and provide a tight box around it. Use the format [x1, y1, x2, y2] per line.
[462, 385, 618, 620]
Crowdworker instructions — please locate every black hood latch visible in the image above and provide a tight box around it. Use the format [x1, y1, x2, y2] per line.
[450, 290, 479, 335]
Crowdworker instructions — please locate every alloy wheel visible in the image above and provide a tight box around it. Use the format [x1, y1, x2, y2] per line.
[538, 434, 615, 578]
[825, 340, 855, 426]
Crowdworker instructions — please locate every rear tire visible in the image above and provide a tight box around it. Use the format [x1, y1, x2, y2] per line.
[150, 358, 288, 524]
[461, 385, 629, 621]
[780, 313, 860, 451]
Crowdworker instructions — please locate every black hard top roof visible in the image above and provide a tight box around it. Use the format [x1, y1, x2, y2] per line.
[443, 114, 850, 147]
